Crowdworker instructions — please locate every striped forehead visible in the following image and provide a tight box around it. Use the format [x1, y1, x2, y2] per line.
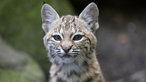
[58, 16, 77, 34]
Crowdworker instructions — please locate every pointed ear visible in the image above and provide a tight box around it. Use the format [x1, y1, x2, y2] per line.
[41, 4, 59, 33]
[79, 2, 99, 33]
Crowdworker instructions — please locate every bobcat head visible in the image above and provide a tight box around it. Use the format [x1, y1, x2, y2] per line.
[41, 2, 99, 66]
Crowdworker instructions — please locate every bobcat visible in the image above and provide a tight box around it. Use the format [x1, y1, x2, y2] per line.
[41, 2, 105, 82]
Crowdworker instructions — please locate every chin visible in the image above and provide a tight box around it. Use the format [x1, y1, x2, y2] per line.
[53, 57, 76, 65]
[63, 58, 76, 64]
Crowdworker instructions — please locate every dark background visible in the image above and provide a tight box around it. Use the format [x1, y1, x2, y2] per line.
[0, 0, 146, 82]
[72, 0, 146, 82]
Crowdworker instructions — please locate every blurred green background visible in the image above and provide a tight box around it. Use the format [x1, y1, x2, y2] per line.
[0, 0, 146, 82]
[0, 0, 74, 71]
[0, 0, 74, 82]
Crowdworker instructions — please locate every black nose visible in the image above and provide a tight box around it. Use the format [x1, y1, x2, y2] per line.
[62, 46, 72, 53]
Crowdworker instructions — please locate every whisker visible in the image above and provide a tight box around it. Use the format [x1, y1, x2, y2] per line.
[56, 49, 60, 50]
[72, 51, 80, 54]
[71, 52, 79, 54]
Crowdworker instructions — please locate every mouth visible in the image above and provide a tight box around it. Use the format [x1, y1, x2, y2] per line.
[58, 53, 78, 58]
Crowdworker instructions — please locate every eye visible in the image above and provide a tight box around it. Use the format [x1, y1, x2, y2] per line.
[73, 34, 83, 41]
[53, 35, 62, 41]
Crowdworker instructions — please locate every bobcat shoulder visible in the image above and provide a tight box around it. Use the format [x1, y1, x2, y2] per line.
[41, 2, 105, 82]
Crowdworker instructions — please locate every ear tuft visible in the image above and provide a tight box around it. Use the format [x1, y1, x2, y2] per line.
[41, 4, 59, 33]
[79, 2, 99, 33]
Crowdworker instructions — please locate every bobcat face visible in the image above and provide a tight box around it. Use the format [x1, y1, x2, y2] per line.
[41, 3, 99, 65]
[43, 16, 97, 65]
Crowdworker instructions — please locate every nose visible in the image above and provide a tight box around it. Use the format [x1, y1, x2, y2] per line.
[61, 40, 73, 53]
[62, 45, 72, 53]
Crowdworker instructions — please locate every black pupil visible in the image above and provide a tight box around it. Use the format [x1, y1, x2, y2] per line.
[53, 35, 62, 41]
[73, 34, 83, 41]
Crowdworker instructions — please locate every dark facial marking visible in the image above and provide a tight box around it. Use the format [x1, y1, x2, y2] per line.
[68, 70, 80, 78]
[82, 60, 89, 67]
[84, 77, 93, 82]
[57, 78, 66, 82]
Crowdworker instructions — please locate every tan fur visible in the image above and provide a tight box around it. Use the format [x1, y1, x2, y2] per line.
[41, 2, 105, 82]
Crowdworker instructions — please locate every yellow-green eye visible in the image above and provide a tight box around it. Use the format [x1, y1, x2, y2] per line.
[73, 34, 83, 41]
[53, 35, 62, 41]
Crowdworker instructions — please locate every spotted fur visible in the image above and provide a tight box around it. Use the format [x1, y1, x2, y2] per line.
[41, 2, 105, 82]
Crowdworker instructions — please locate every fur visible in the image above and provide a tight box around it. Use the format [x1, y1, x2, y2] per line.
[41, 2, 105, 82]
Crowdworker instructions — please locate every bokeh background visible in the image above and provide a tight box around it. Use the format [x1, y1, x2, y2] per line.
[0, 0, 146, 82]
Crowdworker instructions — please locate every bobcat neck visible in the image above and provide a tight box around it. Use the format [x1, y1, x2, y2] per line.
[49, 52, 105, 82]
